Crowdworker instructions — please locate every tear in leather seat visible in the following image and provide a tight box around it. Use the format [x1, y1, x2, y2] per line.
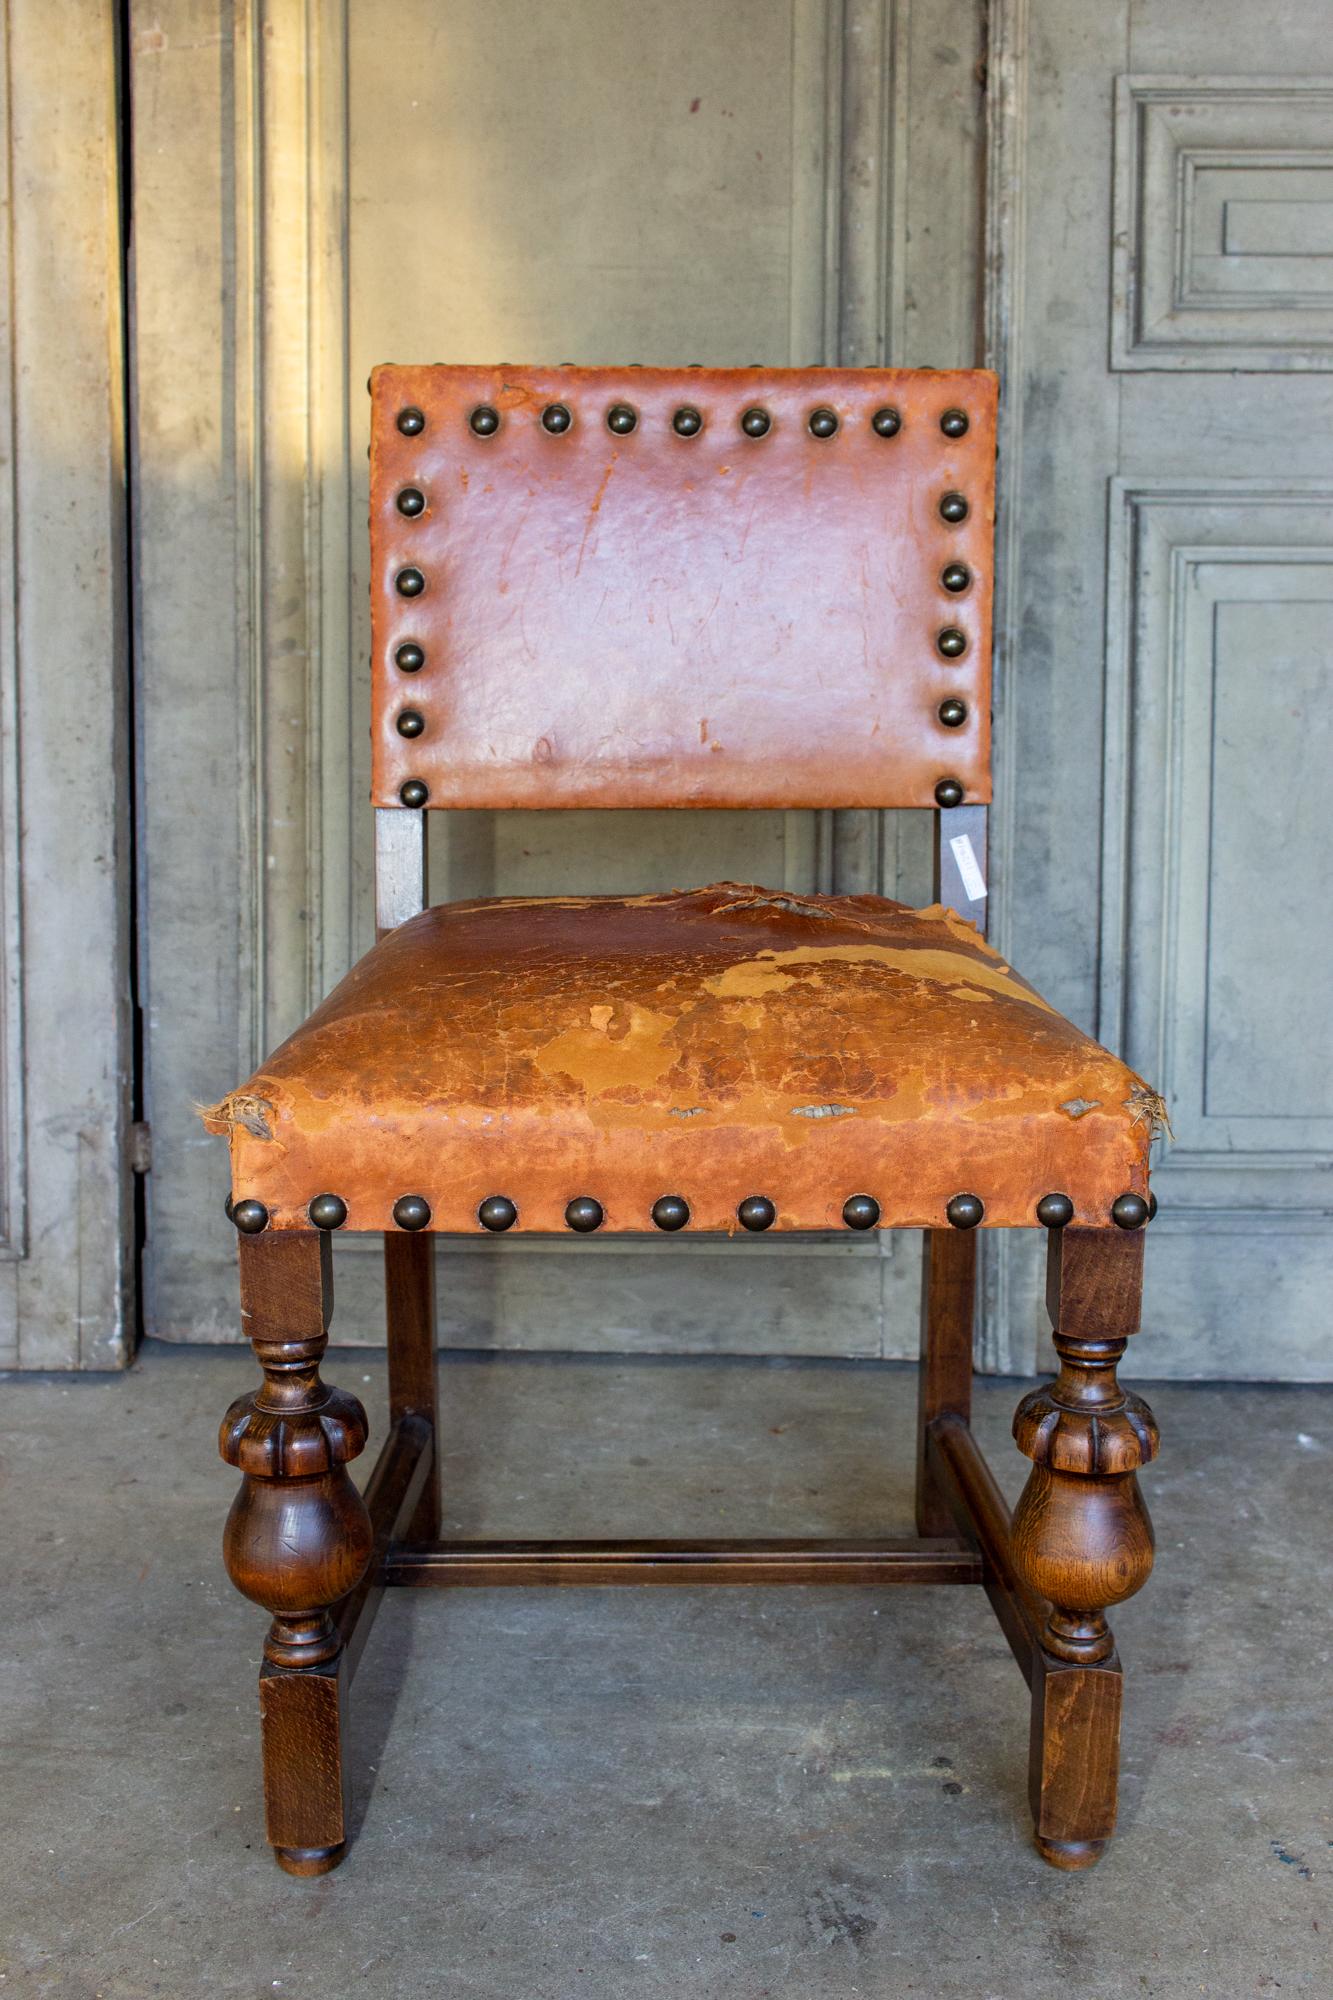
[204, 883, 1158, 1233]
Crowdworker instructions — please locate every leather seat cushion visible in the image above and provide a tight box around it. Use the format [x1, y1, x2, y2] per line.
[204, 883, 1158, 1233]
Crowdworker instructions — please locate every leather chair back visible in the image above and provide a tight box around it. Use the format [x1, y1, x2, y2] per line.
[370, 365, 995, 812]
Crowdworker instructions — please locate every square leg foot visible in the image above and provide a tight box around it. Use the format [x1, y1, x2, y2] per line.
[259, 1660, 351, 1867]
[1029, 1647, 1122, 1865]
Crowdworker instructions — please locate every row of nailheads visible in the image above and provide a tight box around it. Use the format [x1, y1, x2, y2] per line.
[384, 428, 980, 810]
[391, 493, 973, 531]
[395, 404, 972, 442]
[229, 1190, 1155, 1234]
[389, 774, 974, 810]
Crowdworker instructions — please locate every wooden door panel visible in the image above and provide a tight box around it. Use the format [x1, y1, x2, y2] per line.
[0, 0, 132, 1367]
[135, 0, 987, 1356]
[985, 3, 1333, 1378]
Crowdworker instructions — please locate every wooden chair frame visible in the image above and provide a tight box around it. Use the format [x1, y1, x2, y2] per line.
[222, 800, 1157, 1876]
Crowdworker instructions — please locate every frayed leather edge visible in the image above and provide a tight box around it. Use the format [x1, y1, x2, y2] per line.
[1128, 1082, 1172, 1141]
[197, 1091, 275, 1142]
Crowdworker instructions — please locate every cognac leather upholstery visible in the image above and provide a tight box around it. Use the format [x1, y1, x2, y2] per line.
[370, 366, 994, 810]
[206, 885, 1156, 1234]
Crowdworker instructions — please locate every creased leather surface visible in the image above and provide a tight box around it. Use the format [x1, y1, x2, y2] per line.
[206, 885, 1155, 1234]
[370, 365, 995, 810]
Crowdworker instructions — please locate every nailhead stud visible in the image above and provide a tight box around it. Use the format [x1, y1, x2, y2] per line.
[231, 1198, 269, 1234]
[541, 403, 572, 433]
[946, 1193, 984, 1229]
[392, 1194, 432, 1231]
[651, 1194, 690, 1232]
[738, 1195, 776, 1232]
[308, 1193, 347, 1230]
[395, 642, 424, 672]
[396, 710, 425, 738]
[939, 492, 969, 523]
[935, 777, 964, 808]
[871, 407, 902, 437]
[672, 407, 703, 436]
[397, 407, 425, 436]
[938, 698, 967, 728]
[1111, 1192, 1149, 1230]
[937, 628, 967, 658]
[607, 404, 637, 435]
[842, 1194, 880, 1230]
[395, 567, 425, 598]
[469, 405, 500, 436]
[478, 1195, 517, 1232]
[396, 487, 425, 517]
[565, 1196, 604, 1233]
[940, 408, 969, 438]
[1036, 1192, 1074, 1228]
[808, 407, 839, 439]
[399, 778, 429, 808]
[1148, 1190, 1158, 1220]
[942, 563, 971, 593]
[740, 407, 771, 437]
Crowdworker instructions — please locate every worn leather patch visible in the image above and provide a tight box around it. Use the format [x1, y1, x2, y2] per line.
[369, 365, 995, 810]
[205, 885, 1156, 1233]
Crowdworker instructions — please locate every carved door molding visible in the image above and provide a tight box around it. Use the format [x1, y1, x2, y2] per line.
[134, 0, 987, 1359]
[980, 0, 1333, 1377]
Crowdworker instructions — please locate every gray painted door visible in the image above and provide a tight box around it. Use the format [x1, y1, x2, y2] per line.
[0, 1, 133, 1369]
[130, 0, 1331, 1379]
[131, 0, 983, 1363]
[983, 3, 1333, 1378]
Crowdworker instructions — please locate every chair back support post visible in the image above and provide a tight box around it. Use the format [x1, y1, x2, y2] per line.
[935, 803, 989, 938]
[375, 807, 427, 938]
[368, 364, 998, 935]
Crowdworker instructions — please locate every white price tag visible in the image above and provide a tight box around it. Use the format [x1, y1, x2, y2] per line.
[949, 833, 987, 903]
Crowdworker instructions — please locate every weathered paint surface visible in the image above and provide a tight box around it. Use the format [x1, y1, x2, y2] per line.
[0, 0, 133, 1367]
[135, 0, 989, 1358]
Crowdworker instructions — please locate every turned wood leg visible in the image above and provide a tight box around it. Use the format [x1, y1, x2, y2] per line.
[1011, 1227, 1158, 1870]
[916, 1229, 975, 1536]
[385, 1230, 441, 1541]
[220, 1231, 374, 1876]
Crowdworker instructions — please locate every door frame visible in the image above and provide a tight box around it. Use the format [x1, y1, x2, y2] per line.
[0, 0, 135, 1368]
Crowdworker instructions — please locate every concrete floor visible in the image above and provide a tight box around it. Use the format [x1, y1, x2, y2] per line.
[1, 1344, 1330, 2000]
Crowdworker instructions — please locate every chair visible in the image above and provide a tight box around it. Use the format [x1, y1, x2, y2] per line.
[205, 365, 1163, 1877]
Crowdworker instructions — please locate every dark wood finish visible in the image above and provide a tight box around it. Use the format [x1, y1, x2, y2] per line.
[383, 1537, 982, 1588]
[1027, 1648, 1123, 1871]
[220, 1232, 374, 1875]
[1009, 1227, 1158, 1868]
[220, 1222, 1158, 1875]
[916, 1230, 976, 1535]
[257, 1660, 351, 1876]
[335, 1414, 434, 1679]
[926, 1413, 1042, 1681]
[384, 1231, 441, 1541]
[1016, 1231, 1157, 1666]
[1045, 1223, 1144, 1336]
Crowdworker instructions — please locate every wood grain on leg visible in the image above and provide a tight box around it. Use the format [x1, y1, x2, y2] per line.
[916, 1229, 975, 1536]
[385, 1231, 441, 1541]
[1011, 1228, 1158, 1869]
[220, 1231, 373, 1874]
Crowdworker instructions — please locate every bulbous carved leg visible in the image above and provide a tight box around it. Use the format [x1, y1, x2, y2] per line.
[220, 1231, 373, 1875]
[1011, 1228, 1158, 1870]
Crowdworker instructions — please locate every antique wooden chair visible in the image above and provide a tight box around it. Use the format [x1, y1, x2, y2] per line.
[206, 365, 1162, 1877]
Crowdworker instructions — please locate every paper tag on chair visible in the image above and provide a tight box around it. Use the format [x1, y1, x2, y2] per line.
[949, 833, 987, 903]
